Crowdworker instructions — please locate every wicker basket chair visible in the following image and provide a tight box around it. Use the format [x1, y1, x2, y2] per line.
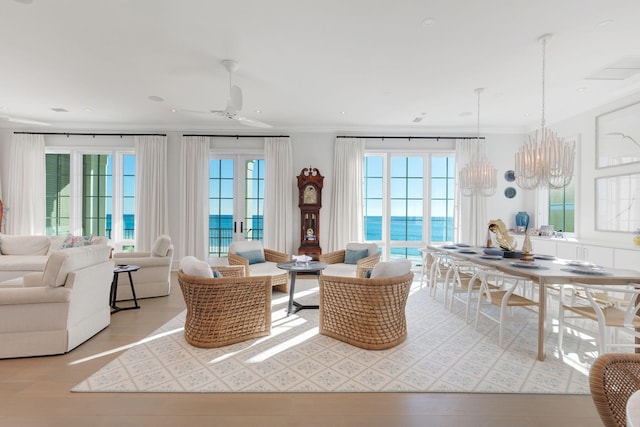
[177, 266, 272, 348]
[227, 241, 290, 293]
[589, 353, 640, 427]
[319, 242, 380, 278]
[318, 272, 414, 350]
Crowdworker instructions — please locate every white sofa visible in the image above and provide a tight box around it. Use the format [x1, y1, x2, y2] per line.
[111, 235, 174, 300]
[0, 234, 109, 282]
[0, 245, 113, 359]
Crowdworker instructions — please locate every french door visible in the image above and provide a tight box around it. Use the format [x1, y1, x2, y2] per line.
[208, 155, 264, 258]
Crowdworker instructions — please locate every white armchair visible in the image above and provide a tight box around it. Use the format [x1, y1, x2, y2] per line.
[112, 234, 173, 300]
[0, 245, 113, 359]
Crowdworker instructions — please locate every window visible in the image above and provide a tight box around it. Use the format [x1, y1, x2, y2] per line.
[549, 179, 575, 233]
[45, 150, 134, 244]
[208, 156, 264, 258]
[45, 154, 71, 235]
[363, 151, 455, 265]
[431, 156, 456, 241]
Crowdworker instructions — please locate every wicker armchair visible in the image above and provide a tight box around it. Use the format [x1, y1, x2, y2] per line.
[318, 272, 414, 350]
[589, 353, 640, 427]
[228, 241, 290, 293]
[319, 242, 380, 278]
[177, 265, 272, 348]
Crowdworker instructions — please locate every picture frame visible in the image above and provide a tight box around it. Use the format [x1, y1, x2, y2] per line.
[596, 101, 640, 169]
[595, 173, 640, 232]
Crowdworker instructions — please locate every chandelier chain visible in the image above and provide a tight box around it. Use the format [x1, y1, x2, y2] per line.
[541, 36, 546, 129]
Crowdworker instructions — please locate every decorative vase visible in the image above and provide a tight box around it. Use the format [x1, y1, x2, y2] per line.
[515, 211, 530, 232]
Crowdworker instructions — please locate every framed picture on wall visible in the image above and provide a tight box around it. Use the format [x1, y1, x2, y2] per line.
[596, 101, 640, 169]
[595, 173, 640, 232]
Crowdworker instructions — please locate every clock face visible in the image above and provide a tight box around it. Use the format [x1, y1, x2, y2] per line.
[303, 185, 317, 204]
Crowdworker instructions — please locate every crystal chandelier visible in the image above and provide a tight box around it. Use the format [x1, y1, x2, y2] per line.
[515, 34, 575, 190]
[459, 88, 497, 197]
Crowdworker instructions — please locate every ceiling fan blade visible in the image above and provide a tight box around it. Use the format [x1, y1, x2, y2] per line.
[229, 85, 243, 112]
[235, 115, 272, 128]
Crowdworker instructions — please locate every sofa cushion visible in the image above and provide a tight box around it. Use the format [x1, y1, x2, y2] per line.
[344, 248, 369, 264]
[0, 235, 50, 255]
[0, 255, 48, 271]
[43, 245, 111, 288]
[179, 256, 213, 278]
[151, 235, 172, 257]
[47, 235, 68, 255]
[345, 242, 378, 257]
[322, 263, 357, 277]
[370, 259, 412, 279]
[236, 249, 266, 265]
[61, 235, 93, 249]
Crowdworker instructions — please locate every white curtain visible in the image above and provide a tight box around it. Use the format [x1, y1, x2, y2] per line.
[179, 136, 210, 261]
[134, 135, 168, 251]
[327, 138, 364, 252]
[263, 137, 294, 253]
[6, 133, 45, 235]
[455, 138, 488, 246]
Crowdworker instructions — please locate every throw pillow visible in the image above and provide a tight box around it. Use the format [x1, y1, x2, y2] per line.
[151, 234, 172, 257]
[344, 248, 369, 264]
[370, 259, 412, 279]
[236, 249, 266, 265]
[61, 235, 93, 249]
[179, 256, 213, 278]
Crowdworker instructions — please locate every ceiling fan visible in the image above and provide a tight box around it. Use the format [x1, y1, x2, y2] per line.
[188, 59, 271, 128]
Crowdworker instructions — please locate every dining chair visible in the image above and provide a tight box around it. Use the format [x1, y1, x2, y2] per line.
[445, 257, 483, 321]
[474, 269, 538, 346]
[419, 248, 443, 290]
[589, 353, 640, 427]
[558, 283, 640, 355]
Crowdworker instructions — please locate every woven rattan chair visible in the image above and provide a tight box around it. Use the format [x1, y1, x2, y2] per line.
[318, 272, 414, 350]
[319, 242, 380, 278]
[177, 266, 272, 348]
[228, 241, 290, 293]
[589, 353, 640, 427]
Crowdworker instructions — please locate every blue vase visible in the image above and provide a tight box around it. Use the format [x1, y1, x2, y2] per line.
[515, 211, 530, 231]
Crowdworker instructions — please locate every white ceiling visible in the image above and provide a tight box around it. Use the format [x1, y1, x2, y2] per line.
[2, 0, 640, 134]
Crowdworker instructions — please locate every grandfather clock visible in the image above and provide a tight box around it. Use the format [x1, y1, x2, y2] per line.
[297, 167, 323, 259]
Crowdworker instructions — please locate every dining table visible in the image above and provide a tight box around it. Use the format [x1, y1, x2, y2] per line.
[427, 244, 640, 361]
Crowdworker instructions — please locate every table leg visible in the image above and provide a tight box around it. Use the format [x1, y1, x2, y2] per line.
[287, 272, 297, 316]
[538, 280, 546, 361]
[127, 271, 140, 309]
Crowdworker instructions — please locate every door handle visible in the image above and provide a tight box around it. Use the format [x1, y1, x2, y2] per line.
[234, 221, 237, 233]
[240, 221, 244, 233]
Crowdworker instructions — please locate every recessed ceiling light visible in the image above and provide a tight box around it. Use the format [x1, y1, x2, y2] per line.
[170, 108, 177, 113]
[420, 112, 428, 116]
[524, 112, 531, 117]
[340, 111, 346, 115]
[576, 87, 587, 92]
[422, 17, 435, 26]
[13, 0, 34, 4]
[84, 108, 94, 112]
[148, 95, 164, 102]
[255, 110, 262, 114]
[50, 108, 69, 113]
[597, 20, 613, 28]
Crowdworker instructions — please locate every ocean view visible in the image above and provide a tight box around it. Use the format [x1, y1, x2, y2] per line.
[114, 214, 453, 260]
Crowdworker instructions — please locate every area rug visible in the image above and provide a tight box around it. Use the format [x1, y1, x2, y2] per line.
[72, 278, 593, 393]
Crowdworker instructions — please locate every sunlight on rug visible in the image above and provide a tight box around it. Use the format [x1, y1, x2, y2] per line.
[72, 278, 594, 393]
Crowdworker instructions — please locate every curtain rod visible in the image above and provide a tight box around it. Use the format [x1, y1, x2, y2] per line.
[336, 135, 484, 140]
[13, 132, 166, 137]
[183, 134, 290, 139]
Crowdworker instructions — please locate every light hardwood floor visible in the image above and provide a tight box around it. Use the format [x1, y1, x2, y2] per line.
[0, 272, 602, 426]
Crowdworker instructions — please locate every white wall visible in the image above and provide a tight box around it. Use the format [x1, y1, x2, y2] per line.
[2, 90, 638, 255]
